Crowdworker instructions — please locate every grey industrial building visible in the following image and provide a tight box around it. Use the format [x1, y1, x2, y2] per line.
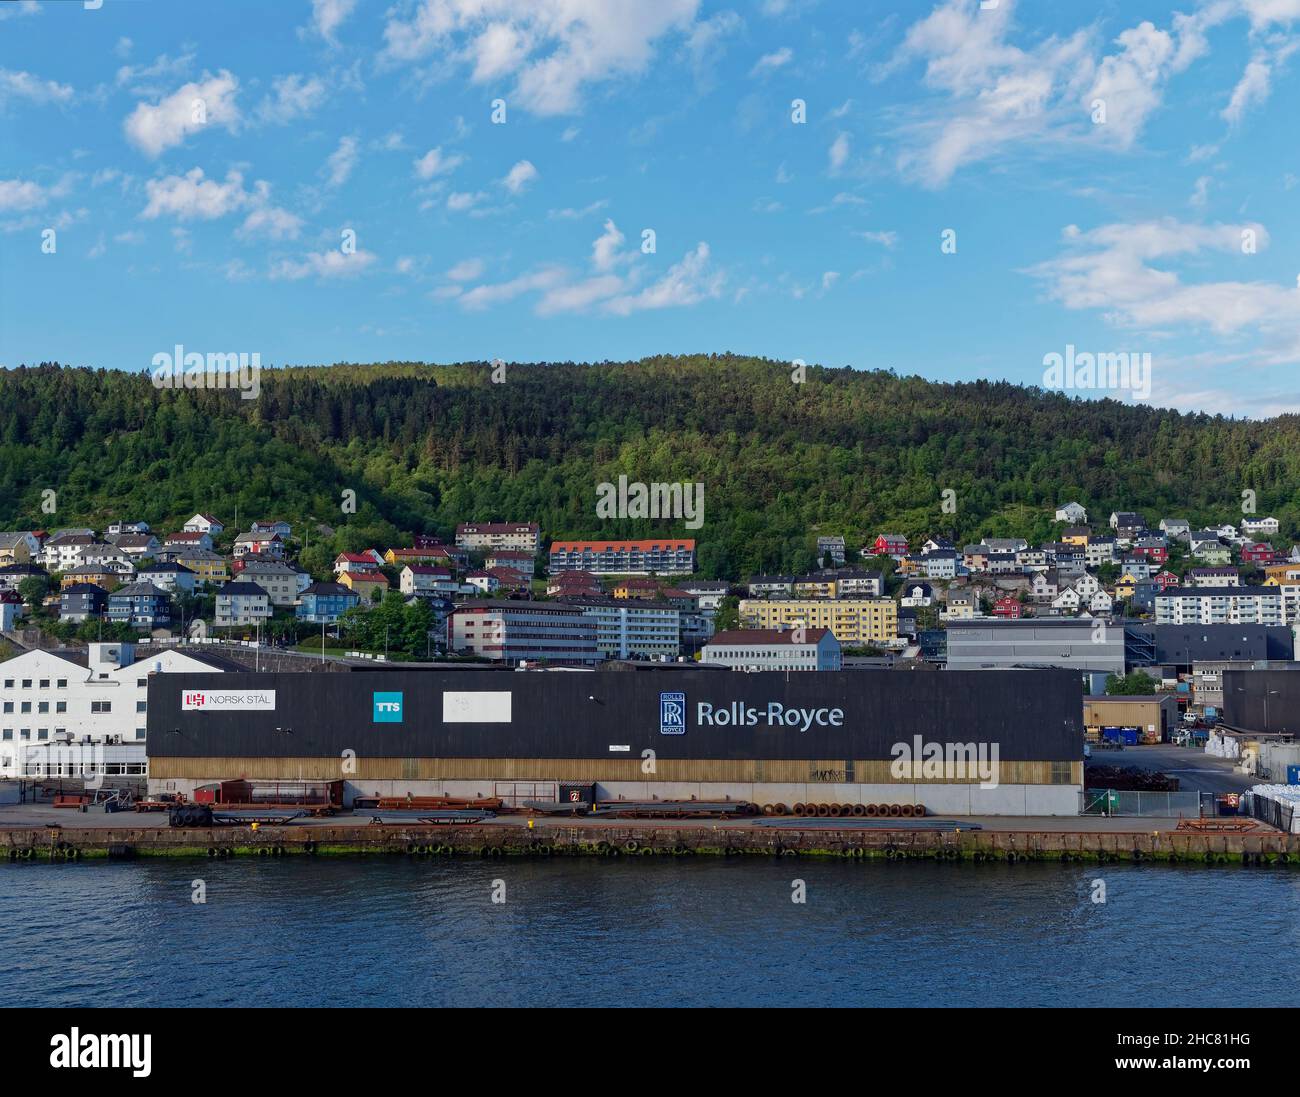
[944, 618, 1125, 674]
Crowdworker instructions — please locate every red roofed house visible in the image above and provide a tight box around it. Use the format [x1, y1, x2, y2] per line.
[869, 534, 909, 559]
[993, 595, 1023, 618]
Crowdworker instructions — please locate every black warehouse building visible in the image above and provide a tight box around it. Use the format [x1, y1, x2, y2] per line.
[147, 668, 1085, 816]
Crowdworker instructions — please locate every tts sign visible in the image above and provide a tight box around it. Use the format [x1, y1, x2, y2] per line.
[373, 692, 403, 723]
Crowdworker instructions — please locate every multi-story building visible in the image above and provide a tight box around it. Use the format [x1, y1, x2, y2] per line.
[868, 534, 908, 559]
[59, 583, 107, 623]
[1241, 516, 1280, 537]
[548, 539, 695, 576]
[296, 582, 360, 624]
[334, 552, 382, 576]
[464, 571, 500, 596]
[738, 598, 897, 646]
[251, 520, 292, 538]
[164, 530, 214, 552]
[1154, 586, 1283, 626]
[792, 574, 837, 599]
[41, 533, 98, 572]
[702, 627, 840, 671]
[136, 561, 197, 596]
[566, 597, 681, 660]
[233, 531, 285, 558]
[0, 642, 235, 778]
[455, 522, 541, 555]
[815, 536, 846, 567]
[1188, 566, 1240, 587]
[447, 601, 600, 665]
[162, 546, 228, 586]
[106, 581, 172, 629]
[340, 572, 389, 603]
[399, 566, 458, 597]
[546, 571, 601, 598]
[233, 560, 301, 607]
[747, 575, 796, 597]
[215, 581, 272, 628]
[945, 618, 1126, 674]
[1055, 502, 1087, 523]
[60, 562, 134, 590]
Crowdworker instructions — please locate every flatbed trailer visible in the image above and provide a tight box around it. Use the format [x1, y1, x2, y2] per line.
[366, 809, 497, 825]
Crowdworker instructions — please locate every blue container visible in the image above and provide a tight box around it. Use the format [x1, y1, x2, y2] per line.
[1287, 765, 1300, 786]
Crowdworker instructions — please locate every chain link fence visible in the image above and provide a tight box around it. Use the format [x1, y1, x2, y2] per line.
[1082, 788, 1203, 817]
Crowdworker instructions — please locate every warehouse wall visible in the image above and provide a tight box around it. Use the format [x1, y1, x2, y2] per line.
[147, 668, 1082, 763]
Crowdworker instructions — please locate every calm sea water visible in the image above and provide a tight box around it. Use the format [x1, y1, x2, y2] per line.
[3, 859, 1297, 1007]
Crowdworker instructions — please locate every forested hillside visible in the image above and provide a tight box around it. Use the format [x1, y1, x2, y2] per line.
[2, 355, 1297, 579]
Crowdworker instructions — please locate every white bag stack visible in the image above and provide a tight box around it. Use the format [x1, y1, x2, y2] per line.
[1205, 733, 1241, 760]
[1241, 785, 1300, 834]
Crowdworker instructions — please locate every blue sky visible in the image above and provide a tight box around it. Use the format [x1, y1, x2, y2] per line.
[1, 0, 1298, 416]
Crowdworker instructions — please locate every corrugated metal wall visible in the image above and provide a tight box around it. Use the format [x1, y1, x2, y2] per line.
[147, 668, 1082, 763]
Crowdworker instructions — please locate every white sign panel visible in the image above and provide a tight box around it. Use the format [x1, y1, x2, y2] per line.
[182, 690, 276, 711]
[442, 691, 512, 723]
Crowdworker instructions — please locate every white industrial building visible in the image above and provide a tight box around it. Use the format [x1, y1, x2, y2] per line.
[0, 643, 236, 779]
[702, 628, 842, 671]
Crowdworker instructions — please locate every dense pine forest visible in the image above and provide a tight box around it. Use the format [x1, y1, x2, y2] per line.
[2, 355, 1297, 579]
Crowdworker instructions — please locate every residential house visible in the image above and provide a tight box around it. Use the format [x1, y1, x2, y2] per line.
[1193, 540, 1232, 565]
[1188, 566, 1240, 587]
[106, 581, 172, 629]
[899, 581, 933, 608]
[1151, 570, 1180, 591]
[400, 565, 457, 597]
[1189, 530, 1223, 553]
[828, 570, 883, 597]
[235, 560, 302, 607]
[613, 577, 661, 600]
[59, 583, 107, 623]
[164, 530, 214, 552]
[60, 563, 134, 591]
[941, 590, 979, 621]
[1119, 558, 1155, 580]
[1132, 537, 1169, 565]
[1110, 512, 1147, 537]
[739, 598, 898, 645]
[792, 574, 837, 599]
[993, 595, 1022, 618]
[1085, 536, 1117, 567]
[1052, 586, 1082, 613]
[215, 581, 272, 628]
[1159, 518, 1191, 540]
[1061, 526, 1091, 547]
[233, 531, 285, 559]
[546, 572, 601, 598]
[1055, 502, 1088, 523]
[296, 582, 360, 624]
[106, 521, 150, 536]
[923, 550, 959, 579]
[486, 566, 530, 593]
[867, 534, 908, 560]
[184, 514, 225, 535]
[166, 546, 228, 586]
[920, 537, 955, 556]
[484, 549, 535, 572]
[1241, 516, 1280, 537]
[136, 561, 197, 596]
[815, 535, 846, 567]
[334, 552, 381, 576]
[250, 520, 292, 538]
[464, 571, 501, 596]
[1241, 542, 1277, 564]
[41, 533, 98, 572]
[111, 533, 161, 558]
[0, 532, 39, 565]
[340, 572, 389, 603]
[1030, 570, 1060, 603]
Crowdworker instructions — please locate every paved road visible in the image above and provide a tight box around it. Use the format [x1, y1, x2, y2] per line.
[1090, 742, 1256, 796]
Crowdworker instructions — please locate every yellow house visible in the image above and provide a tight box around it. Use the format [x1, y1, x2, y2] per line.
[1062, 528, 1091, 547]
[341, 572, 390, 601]
[1114, 574, 1137, 600]
[738, 598, 897, 646]
[0, 533, 33, 566]
[1262, 563, 1300, 585]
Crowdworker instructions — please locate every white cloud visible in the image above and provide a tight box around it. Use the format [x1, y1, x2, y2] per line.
[413, 146, 464, 179]
[548, 199, 608, 219]
[0, 69, 74, 108]
[326, 135, 359, 187]
[0, 179, 47, 212]
[605, 242, 723, 315]
[591, 218, 626, 270]
[307, 0, 358, 45]
[124, 72, 240, 158]
[446, 190, 485, 212]
[115, 52, 195, 92]
[141, 168, 248, 221]
[255, 74, 327, 125]
[857, 230, 898, 248]
[1190, 175, 1211, 208]
[821, 270, 840, 291]
[239, 203, 303, 241]
[1030, 217, 1300, 365]
[0, 2, 39, 21]
[828, 132, 850, 173]
[458, 268, 568, 310]
[271, 248, 377, 280]
[749, 47, 792, 77]
[502, 159, 538, 194]
[446, 257, 485, 280]
[381, 0, 701, 116]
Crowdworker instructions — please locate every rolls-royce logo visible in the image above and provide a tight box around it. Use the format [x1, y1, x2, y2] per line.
[659, 691, 686, 735]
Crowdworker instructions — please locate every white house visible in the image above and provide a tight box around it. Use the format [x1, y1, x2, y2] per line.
[184, 514, 225, 535]
[1055, 502, 1087, 523]
[215, 581, 272, 627]
[0, 643, 234, 779]
[464, 571, 501, 595]
[400, 565, 457, 597]
[900, 582, 933, 608]
[1241, 516, 1280, 537]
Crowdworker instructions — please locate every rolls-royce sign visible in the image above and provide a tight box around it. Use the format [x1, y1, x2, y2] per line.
[182, 690, 276, 711]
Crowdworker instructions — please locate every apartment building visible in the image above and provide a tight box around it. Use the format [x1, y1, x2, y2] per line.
[234, 560, 302, 607]
[737, 598, 897, 646]
[447, 601, 600, 664]
[215, 581, 272, 628]
[566, 597, 681, 660]
[455, 522, 541, 555]
[1154, 586, 1283, 626]
[548, 539, 696, 576]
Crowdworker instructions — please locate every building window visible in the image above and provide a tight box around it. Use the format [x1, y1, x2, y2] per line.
[20, 702, 31, 714]
[91, 701, 111, 714]
[136, 700, 147, 713]
[57, 679, 67, 688]
[39, 679, 49, 689]
[21, 679, 31, 688]
[1, 702, 10, 714]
